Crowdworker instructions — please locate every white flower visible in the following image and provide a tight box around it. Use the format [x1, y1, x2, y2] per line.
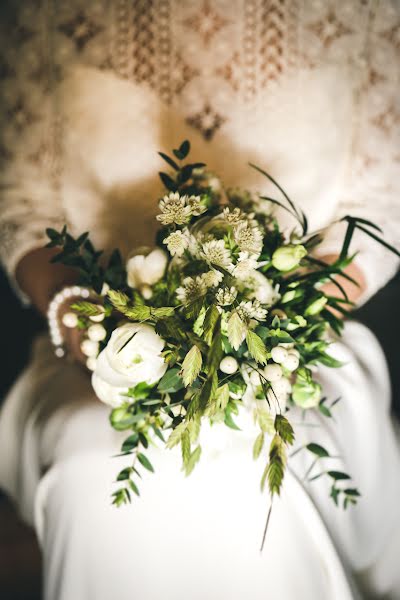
[237, 300, 267, 322]
[126, 248, 168, 292]
[233, 252, 260, 279]
[201, 239, 232, 268]
[221, 206, 246, 226]
[233, 222, 263, 255]
[201, 269, 223, 288]
[187, 194, 207, 216]
[216, 286, 238, 306]
[156, 192, 192, 225]
[92, 323, 167, 407]
[163, 229, 190, 257]
[176, 275, 207, 303]
[246, 271, 281, 306]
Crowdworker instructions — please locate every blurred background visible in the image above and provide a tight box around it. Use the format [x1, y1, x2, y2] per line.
[0, 265, 399, 599]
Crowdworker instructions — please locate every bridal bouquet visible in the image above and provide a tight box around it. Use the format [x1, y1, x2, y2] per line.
[46, 141, 397, 539]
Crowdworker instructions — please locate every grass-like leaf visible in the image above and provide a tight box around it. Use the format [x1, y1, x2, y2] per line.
[181, 345, 203, 387]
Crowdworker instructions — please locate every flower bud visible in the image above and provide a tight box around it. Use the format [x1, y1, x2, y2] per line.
[272, 244, 307, 272]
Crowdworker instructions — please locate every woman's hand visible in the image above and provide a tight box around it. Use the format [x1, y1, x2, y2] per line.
[318, 253, 367, 311]
[16, 247, 88, 365]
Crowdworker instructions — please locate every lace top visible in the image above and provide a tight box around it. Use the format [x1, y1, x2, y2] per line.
[0, 0, 399, 303]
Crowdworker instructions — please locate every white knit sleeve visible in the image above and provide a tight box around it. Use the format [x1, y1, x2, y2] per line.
[0, 2, 68, 297]
[316, 1, 400, 305]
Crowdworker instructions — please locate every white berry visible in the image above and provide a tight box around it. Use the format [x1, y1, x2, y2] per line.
[271, 346, 288, 364]
[219, 356, 238, 374]
[86, 357, 97, 371]
[81, 339, 99, 357]
[282, 353, 299, 372]
[249, 370, 261, 386]
[263, 364, 283, 382]
[88, 324, 107, 342]
[62, 312, 78, 328]
[89, 309, 105, 323]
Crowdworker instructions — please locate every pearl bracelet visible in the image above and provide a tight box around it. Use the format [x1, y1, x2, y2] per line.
[47, 285, 91, 357]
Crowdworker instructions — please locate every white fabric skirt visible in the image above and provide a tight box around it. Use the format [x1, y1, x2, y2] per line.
[1, 321, 400, 600]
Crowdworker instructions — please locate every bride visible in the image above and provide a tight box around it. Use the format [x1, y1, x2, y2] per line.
[1, 1, 400, 599]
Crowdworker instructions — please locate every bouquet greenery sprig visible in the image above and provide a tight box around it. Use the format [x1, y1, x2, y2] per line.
[46, 140, 399, 546]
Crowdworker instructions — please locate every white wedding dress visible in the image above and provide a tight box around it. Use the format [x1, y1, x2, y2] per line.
[0, 1, 400, 599]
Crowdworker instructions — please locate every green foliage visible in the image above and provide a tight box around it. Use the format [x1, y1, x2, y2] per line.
[246, 330, 268, 365]
[227, 311, 247, 351]
[181, 345, 203, 387]
[274, 415, 295, 446]
[70, 301, 104, 316]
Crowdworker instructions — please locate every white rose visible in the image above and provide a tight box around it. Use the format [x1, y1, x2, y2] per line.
[126, 248, 168, 293]
[92, 323, 167, 407]
[246, 271, 280, 306]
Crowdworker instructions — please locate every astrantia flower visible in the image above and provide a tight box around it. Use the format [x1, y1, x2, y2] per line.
[216, 286, 238, 306]
[246, 271, 281, 306]
[157, 192, 192, 226]
[201, 269, 224, 288]
[233, 222, 263, 255]
[176, 275, 207, 304]
[237, 300, 267, 322]
[201, 239, 232, 268]
[187, 194, 207, 216]
[233, 251, 260, 279]
[163, 229, 190, 257]
[222, 206, 246, 226]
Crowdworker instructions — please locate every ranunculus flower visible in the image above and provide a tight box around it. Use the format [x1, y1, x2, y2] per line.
[92, 323, 167, 407]
[126, 248, 168, 295]
[272, 244, 307, 272]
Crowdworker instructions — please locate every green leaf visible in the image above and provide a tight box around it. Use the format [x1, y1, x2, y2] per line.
[207, 329, 223, 373]
[227, 311, 247, 351]
[137, 453, 154, 473]
[166, 421, 188, 449]
[181, 345, 203, 387]
[151, 306, 175, 319]
[198, 372, 218, 414]
[203, 305, 220, 345]
[181, 429, 191, 466]
[253, 432, 265, 460]
[121, 433, 140, 453]
[215, 384, 230, 411]
[123, 305, 152, 320]
[173, 139, 191, 160]
[128, 480, 140, 497]
[344, 488, 361, 497]
[224, 405, 241, 430]
[108, 290, 129, 309]
[267, 434, 287, 496]
[116, 467, 132, 481]
[246, 330, 268, 365]
[184, 444, 201, 476]
[70, 301, 103, 316]
[328, 470, 351, 481]
[157, 368, 185, 393]
[159, 171, 177, 191]
[274, 414, 295, 445]
[306, 443, 330, 458]
[158, 151, 180, 171]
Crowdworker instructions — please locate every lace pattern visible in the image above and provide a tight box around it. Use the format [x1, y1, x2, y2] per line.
[0, 0, 399, 301]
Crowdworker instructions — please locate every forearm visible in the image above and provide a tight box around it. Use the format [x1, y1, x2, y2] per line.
[15, 247, 78, 316]
[319, 254, 367, 307]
